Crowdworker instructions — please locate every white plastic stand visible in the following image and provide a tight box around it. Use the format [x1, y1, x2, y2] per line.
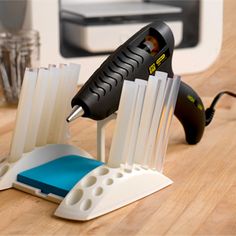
[0, 71, 180, 221]
[0, 144, 92, 203]
[57, 73, 180, 221]
[55, 164, 172, 221]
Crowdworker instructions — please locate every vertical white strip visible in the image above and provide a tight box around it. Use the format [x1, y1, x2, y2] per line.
[9, 69, 38, 162]
[108, 81, 138, 168]
[54, 64, 80, 143]
[47, 65, 66, 144]
[24, 68, 49, 152]
[143, 72, 168, 168]
[120, 83, 139, 166]
[151, 78, 173, 170]
[124, 79, 147, 171]
[155, 76, 181, 172]
[58, 64, 80, 144]
[36, 66, 60, 146]
[133, 75, 160, 166]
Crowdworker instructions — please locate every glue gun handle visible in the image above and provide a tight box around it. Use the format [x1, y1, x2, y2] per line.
[174, 81, 206, 144]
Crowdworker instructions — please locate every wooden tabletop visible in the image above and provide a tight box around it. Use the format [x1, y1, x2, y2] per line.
[1, 1, 236, 235]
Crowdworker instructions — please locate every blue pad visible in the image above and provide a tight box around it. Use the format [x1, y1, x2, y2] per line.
[17, 155, 104, 197]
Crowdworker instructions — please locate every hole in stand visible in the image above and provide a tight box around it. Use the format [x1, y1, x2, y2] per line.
[0, 157, 6, 164]
[124, 169, 132, 173]
[67, 189, 83, 205]
[0, 165, 9, 177]
[141, 166, 148, 170]
[115, 172, 123, 178]
[81, 176, 97, 187]
[96, 167, 109, 176]
[105, 178, 114, 186]
[94, 187, 103, 196]
[81, 199, 92, 211]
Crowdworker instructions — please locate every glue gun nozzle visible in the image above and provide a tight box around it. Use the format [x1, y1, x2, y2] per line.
[66, 105, 84, 123]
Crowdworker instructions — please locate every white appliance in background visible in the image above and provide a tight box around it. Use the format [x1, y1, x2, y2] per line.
[61, 1, 183, 52]
[0, 0, 223, 85]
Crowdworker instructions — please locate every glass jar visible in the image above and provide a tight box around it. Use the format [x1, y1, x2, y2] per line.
[0, 30, 40, 105]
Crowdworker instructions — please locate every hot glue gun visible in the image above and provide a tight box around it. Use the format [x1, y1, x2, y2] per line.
[67, 21, 206, 144]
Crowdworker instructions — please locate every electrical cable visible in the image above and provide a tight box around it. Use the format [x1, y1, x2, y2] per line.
[205, 91, 236, 126]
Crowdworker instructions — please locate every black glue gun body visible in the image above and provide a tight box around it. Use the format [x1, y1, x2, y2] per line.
[69, 21, 206, 144]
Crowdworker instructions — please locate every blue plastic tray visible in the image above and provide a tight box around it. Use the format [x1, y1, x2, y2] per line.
[17, 155, 103, 197]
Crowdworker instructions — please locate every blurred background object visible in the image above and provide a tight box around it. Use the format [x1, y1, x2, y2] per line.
[0, 0, 40, 105]
[0, 0, 32, 32]
[54, 0, 224, 83]
[0, 30, 40, 106]
[0, 0, 223, 85]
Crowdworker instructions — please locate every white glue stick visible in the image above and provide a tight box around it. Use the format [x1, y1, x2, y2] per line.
[9, 69, 37, 162]
[24, 68, 49, 152]
[36, 66, 60, 146]
[133, 75, 161, 166]
[108, 81, 138, 168]
[123, 79, 147, 171]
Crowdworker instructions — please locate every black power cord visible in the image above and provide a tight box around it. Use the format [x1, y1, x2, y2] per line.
[205, 91, 236, 126]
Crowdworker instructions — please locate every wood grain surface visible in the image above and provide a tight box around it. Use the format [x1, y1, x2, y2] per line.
[0, 1, 236, 235]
